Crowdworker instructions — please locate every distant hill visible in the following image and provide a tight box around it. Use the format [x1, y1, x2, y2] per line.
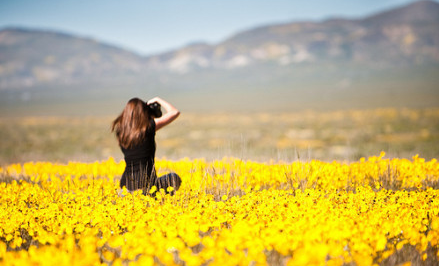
[0, 0, 438, 115]
[147, 0, 439, 72]
[0, 28, 148, 89]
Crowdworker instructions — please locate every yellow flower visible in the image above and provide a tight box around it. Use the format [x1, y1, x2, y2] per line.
[149, 185, 157, 194]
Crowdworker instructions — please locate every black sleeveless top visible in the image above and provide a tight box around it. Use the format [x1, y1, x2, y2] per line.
[120, 119, 156, 191]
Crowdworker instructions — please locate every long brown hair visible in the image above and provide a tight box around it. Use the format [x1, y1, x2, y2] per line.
[112, 98, 152, 149]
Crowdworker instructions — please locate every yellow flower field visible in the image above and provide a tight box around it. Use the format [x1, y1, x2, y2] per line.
[1, 153, 438, 266]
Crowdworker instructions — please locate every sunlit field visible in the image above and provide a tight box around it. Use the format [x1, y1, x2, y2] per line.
[1, 108, 439, 164]
[1, 154, 438, 266]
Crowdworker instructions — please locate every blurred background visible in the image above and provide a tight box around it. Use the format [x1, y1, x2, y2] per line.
[0, 0, 438, 164]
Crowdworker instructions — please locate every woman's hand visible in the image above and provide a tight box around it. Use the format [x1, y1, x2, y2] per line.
[147, 97, 162, 105]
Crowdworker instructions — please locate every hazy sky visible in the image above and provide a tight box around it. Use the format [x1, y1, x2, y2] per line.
[0, 0, 434, 56]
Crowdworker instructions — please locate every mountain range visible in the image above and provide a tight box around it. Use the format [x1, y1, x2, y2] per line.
[148, 0, 439, 72]
[0, 0, 439, 114]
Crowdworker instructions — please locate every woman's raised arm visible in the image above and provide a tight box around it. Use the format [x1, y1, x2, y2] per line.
[147, 97, 180, 131]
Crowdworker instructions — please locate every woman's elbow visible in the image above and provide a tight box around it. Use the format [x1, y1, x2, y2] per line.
[167, 110, 180, 122]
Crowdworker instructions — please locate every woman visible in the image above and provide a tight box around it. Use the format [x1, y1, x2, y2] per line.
[112, 97, 181, 195]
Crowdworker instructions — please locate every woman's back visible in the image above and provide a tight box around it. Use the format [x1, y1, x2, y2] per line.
[120, 119, 156, 190]
[121, 119, 156, 170]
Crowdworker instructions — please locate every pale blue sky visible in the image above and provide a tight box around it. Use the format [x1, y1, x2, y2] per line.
[0, 0, 434, 56]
